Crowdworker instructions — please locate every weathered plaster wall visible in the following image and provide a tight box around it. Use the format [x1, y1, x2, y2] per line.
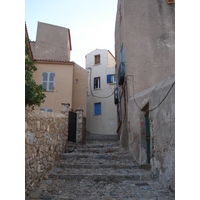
[33, 62, 74, 113]
[72, 63, 88, 116]
[86, 49, 117, 135]
[115, 0, 175, 94]
[128, 75, 175, 192]
[32, 22, 71, 61]
[25, 109, 68, 196]
[115, 0, 175, 153]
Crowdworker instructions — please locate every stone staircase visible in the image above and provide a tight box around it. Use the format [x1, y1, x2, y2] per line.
[26, 140, 175, 200]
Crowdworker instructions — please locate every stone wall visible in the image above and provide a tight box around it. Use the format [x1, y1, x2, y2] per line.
[127, 75, 175, 192]
[25, 109, 68, 196]
[76, 109, 86, 144]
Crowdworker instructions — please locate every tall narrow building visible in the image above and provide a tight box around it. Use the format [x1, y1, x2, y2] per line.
[86, 49, 117, 138]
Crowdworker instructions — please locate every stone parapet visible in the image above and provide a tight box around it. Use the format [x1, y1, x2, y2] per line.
[25, 109, 68, 196]
[61, 102, 70, 115]
[76, 109, 86, 144]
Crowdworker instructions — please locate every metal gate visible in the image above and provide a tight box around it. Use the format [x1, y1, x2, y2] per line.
[68, 111, 77, 142]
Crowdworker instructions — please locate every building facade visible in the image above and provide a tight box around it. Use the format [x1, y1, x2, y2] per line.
[86, 49, 117, 136]
[115, 0, 175, 192]
[29, 22, 88, 115]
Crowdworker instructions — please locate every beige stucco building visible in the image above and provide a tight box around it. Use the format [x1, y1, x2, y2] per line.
[115, 0, 175, 192]
[30, 22, 87, 115]
[86, 49, 117, 136]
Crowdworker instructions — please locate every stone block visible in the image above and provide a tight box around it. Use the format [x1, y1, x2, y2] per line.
[29, 133, 35, 145]
[37, 121, 40, 130]
[38, 164, 40, 173]
[25, 122, 28, 131]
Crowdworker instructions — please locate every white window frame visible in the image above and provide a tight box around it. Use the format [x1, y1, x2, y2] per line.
[110, 74, 116, 83]
[107, 74, 116, 84]
[94, 77, 101, 90]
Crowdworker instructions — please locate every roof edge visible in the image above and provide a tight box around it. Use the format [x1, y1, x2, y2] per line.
[34, 59, 74, 65]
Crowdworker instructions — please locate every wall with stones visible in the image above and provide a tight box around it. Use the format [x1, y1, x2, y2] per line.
[25, 109, 68, 196]
[76, 109, 86, 144]
[127, 76, 175, 192]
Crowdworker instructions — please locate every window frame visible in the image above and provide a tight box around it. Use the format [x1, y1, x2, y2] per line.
[40, 108, 52, 112]
[94, 77, 101, 90]
[107, 74, 116, 84]
[94, 54, 100, 65]
[42, 72, 55, 92]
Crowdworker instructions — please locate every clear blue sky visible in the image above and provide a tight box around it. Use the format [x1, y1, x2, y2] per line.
[25, 0, 117, 68]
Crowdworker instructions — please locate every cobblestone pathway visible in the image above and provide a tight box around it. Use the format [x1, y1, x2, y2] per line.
[26, 140, 175, 200]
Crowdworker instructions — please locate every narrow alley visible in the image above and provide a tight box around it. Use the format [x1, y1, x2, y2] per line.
[26, 138, 174, 200]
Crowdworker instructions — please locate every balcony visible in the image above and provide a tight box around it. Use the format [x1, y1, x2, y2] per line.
[118, 62, 125, 85]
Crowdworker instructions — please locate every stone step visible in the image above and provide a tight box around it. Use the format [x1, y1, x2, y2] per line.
[66, 141, 119, 151]
[48, 167, 153, 182]
[57, 163, 139, 170]
[58, 157, 136, 166]
[85, 133, 119, 141]
[61, 152, 133, 160]
[27, 179, 175, 200]
[66, 147, 119, 154]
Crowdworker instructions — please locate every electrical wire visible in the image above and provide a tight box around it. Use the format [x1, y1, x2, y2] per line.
[87, 67, 116, 99]
[133, 80, 175, 112]
[148, 82, 175, 112]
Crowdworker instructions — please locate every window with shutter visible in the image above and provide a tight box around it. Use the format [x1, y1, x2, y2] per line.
[107, 74, 116, 84]
[94, 103, 101, 115]
[42, 72, 55, 91]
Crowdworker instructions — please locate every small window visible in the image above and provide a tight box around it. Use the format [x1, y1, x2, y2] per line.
[94, 77, 101, 89]
[94, 103, 101, 115]
[167, 0, 175, 4]
[95, 54, 100, 64]
[107, 74, 116, 84]
[40, 108, 52, 112]
[42, 72, 55, 91]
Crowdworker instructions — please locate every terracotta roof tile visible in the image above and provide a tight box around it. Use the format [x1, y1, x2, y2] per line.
[34, 59, 74, 64]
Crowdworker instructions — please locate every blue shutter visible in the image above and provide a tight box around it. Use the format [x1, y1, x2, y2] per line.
[94, 103, 101, 115]
[94, 78, 96, 89]
[121, 44, 124, 63]
[107, 75, 110, 83]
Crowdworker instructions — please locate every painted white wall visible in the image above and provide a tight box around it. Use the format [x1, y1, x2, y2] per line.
[86, 49, 117, 135]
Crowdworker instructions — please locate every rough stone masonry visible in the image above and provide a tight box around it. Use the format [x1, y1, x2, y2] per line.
[25, 109, 68, 196]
